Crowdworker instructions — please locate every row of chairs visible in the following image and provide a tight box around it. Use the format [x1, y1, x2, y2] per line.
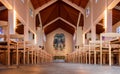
[66, 33, 120, 66]
[0, 21, 52, 66]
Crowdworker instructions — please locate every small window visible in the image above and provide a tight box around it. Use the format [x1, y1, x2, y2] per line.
[86, 7, 90, 17]
[0, 26, 3, 41]
[0, 26, 3, 34]
[116, 26, 120, 33]
[29, 8, 33, 17]
[21, 0, 24, 3]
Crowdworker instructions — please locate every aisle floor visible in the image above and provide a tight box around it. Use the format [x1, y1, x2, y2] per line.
[0, 63, 120, 74]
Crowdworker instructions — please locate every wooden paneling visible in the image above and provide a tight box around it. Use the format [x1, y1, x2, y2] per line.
[31, 0, 89, 9]
[62, 1, 79, 26]
[0, 2, 8, 21]
[68, 0, 89, 8]
[31, 0, 51, 9]
[0, 9, 8, 21]
[44, 20, 75, 35]
[16, 25, 24, 34]
[44, 20, 59, 35]
[32, 0, 87, 35]
[112, 9, 120, 25]
[40, 0, 79, 27]
[58, 20, 75, 35]
[96, 24, 104, 34]
[117, 2, 120, 6]
[112, 2, 120, 25]
[0, 2, 4, 6]
[40, 2, 58, 26]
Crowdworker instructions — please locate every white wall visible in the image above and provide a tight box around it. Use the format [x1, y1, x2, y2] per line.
[45, 28, 73, 56]
[14, 0, 27, 23]
[84, 1, 91, 32]
[28, 1, 36, 32]
[84, 0, 119, 33]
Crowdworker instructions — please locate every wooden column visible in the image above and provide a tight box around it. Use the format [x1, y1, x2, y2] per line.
[40, 50, 41, 63]
[31, 50, 33, 64]
[6, 23, 10, 66]
[81, 52, 83, 63]
[78, 51, 80, 63]
[103, 54, 106, 64]
[34, 50, 36, 64]
[23, 41, 26, 64]
[100, 36, 102, 65]
[27, 49, 29, 64]
[94, 48, 96, 65]
[119, 49, 120, 65]
[109, 42, 112, 66]
[89, 44, 91, 64]
[86, 52, 88, 64]
[37, 50, 40, 64]
[8, 9, 16, 66]
[16, 42, 19, 65]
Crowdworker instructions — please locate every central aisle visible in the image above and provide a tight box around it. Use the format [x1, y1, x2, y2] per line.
[0, 63, 119, 74]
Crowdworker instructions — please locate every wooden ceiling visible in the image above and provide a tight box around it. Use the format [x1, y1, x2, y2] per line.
[0, 9, 8, 21]
[0, 2, 8, 21]
[31, 0, 89, 9]
[15, 19, 24, 34]
[31, 0, 51, 9]
[112, 2, 120, 25]
[96, 24, 104, 34]
[40, 0, 80, 27]
[32, 0, 87, 35]
[16, 25, 24, 34]
[112, 9, 120, 25]
[1, 1, 119, 36]
[0, 2, 4, 6]
[44, 19, 75, 35]
[68, 0, 89, 8]
[95, 19, 104, 34]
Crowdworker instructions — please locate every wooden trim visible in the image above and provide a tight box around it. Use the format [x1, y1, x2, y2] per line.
[62, 0, 85, 15]
[35, 0, 57, 15]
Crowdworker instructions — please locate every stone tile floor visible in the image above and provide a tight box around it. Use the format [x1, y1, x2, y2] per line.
[0, 63, 120, 74]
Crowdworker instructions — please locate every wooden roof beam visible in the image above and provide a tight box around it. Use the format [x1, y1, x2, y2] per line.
[43, 17, 59, 29]
[59, 17, 76, 29]
[43, 17, 76, 29]
[97, 23, 104, 26]
[77, 13, 81, 27]
[0, 0, 12, 9]
[38, 13, 43, 28]
[62, 0, 85, 15]
[0, 6, 6, 11]
[35, 0, 57, 15]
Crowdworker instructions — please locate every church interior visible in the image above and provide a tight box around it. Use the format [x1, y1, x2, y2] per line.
[0, 0, 120, 74]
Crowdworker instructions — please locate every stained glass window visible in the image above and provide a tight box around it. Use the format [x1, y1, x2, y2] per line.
[53, 33, 65, 50]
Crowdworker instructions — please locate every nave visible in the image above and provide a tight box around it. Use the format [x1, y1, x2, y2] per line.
[0, 63, 120, 74]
